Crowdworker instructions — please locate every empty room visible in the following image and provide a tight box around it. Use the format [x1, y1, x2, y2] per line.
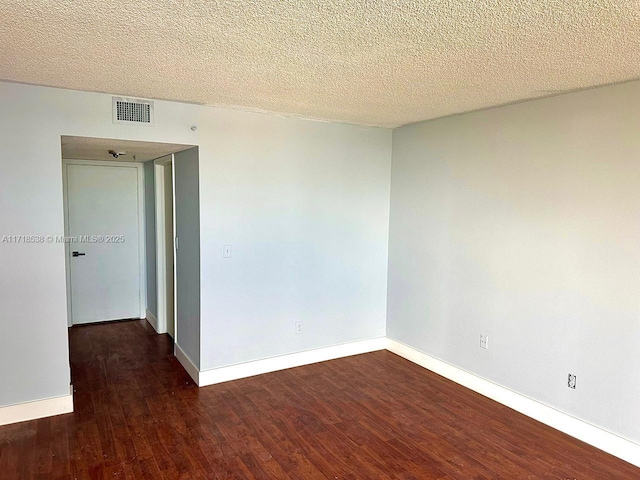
[0, 1, 639, 478]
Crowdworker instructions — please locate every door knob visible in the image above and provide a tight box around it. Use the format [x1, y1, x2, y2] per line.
[72, 251, 86, 257]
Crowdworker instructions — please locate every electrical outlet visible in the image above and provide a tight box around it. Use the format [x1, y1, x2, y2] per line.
[480, 334, 489, 349]
[295, 321, 303, 335]
[568, 374, 577, 389]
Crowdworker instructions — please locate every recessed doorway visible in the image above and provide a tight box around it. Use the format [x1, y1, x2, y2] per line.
[61, 136, 194, 331]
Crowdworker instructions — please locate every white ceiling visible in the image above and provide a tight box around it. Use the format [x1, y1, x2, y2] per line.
[61, 136, 193, 163]
[2, 1, 639, 128]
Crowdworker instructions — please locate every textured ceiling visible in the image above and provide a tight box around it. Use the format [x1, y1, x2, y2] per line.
[1, 1, 639, 127]
[61, 136, 193, 163]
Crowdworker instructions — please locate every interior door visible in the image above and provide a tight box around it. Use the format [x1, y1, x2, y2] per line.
[66, 163, 141, 324]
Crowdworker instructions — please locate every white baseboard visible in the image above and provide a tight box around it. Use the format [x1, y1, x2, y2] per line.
[386, 338, 640, 468]
[198, 337, 387, 387]
[3, 337, 636, 468]
[145, 309, 159, 333]
[175, 343, 200, 386]
[0, 386, 74, 426]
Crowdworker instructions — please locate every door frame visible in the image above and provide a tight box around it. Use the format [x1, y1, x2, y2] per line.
[154, 155, 177, 339]
[62, 159, 147, 326]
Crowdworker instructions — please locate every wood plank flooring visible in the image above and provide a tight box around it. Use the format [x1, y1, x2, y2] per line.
[0, 319, 637, 479]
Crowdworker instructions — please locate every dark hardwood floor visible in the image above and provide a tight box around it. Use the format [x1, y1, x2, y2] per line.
[0, 319, 637, 479]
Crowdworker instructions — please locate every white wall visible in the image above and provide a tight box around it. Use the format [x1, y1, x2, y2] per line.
[387, 80, 640, 444]
[0, 81, 391, 407]
[198, 114, 391, 370]
[143, 160, 157, 317]
[0, 90, 71, 406]
[174, 147, 200, 367]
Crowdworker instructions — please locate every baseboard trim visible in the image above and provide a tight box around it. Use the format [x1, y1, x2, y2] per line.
[145, 309, 159, 333]
[386, 338, 640, 468]
[3, 337, 636, 467]
[0, 387, 74, 426]
[175, 343, 200, 386]
[198, 337, 387, 387]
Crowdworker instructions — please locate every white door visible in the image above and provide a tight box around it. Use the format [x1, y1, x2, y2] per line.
[66, 164, 141, 324]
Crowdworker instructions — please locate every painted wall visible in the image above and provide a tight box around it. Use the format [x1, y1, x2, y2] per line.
[0, 80, 391, 407]
[143, 160, 157, 318]
[387, 80, 640, 444]
[174, 147, 200, 367]
[0, 91, 71, 406]
[198, 115, 391, 370]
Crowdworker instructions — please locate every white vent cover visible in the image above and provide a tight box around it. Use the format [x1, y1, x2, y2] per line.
[112, 97, 154, 125]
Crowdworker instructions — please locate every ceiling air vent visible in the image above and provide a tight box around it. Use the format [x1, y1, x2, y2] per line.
[112, 97, 154, 126]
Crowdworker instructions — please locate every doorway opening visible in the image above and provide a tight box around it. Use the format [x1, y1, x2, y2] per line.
[61, 136, 196, 344]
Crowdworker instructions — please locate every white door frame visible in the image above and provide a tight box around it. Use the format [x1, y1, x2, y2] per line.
[154, 155, 177, 339]
[62, 159, 147, 326]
